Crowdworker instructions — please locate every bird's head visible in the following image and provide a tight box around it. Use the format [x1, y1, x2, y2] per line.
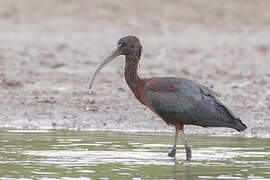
[117, 36, 142, 58]
[88, 36, 142, 92]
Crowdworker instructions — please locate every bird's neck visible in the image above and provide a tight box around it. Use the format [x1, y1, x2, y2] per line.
[124, 55, 143, 92]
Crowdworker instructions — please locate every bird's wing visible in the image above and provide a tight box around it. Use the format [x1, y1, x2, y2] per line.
[194, 82, 217, 97]
[144, 77, 240, 128]
[195, 82, 240, 121]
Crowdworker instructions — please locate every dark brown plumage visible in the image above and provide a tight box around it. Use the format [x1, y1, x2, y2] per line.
[89, 36, 247, 160]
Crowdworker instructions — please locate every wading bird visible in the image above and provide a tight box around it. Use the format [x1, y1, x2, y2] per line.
[89, 36, 247, 161]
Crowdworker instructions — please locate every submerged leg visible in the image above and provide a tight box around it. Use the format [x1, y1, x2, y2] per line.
[168, 128, 180, 157]
[180, 130, 192, 161]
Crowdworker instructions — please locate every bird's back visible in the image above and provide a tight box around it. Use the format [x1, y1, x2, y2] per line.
[143, 77, 247, 132]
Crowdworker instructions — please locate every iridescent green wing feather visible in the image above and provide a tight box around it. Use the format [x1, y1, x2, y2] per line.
[145, 77, 246, 131]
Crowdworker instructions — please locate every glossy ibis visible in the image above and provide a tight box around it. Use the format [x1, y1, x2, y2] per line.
[89, 36, 247, 161]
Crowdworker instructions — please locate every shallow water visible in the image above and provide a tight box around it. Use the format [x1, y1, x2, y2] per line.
[0, 130, 270, 180]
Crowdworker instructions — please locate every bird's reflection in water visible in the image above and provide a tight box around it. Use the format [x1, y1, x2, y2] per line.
[172, 157, 195, 180]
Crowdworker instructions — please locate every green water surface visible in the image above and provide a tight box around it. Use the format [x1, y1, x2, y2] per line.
[0, 130, 269, 180]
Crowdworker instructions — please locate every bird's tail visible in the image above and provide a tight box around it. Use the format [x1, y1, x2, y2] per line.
[234, 119, 247, 132]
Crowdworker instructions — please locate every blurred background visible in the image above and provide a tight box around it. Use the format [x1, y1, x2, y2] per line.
[1, 1, 270, 179]
[0, 0, 269, 136]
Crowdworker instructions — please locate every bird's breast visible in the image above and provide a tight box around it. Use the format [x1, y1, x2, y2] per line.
[129, 81, 148, 106]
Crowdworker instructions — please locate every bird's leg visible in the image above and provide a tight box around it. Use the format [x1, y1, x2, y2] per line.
[168, 128, 180, 157]
[180, 130, 192, 161]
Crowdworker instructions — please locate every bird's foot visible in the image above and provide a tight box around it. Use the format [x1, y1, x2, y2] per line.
[185, 146, 192, 161]
[185, 156, 191, 162]
[168, 148, 176, 157]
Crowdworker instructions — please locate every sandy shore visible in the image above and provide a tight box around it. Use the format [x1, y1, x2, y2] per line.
[0, 0, 270, 137]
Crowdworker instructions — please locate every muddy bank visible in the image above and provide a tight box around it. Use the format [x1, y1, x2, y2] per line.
[0, 0, 270, 137]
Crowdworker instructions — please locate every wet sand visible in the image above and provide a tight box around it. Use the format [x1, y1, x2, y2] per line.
[0, 0, 270, 137]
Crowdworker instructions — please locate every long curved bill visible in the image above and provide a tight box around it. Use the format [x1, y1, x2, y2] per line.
[88, 45, 121, 93]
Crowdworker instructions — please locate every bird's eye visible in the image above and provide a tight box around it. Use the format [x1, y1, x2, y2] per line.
[120, 43, 127, 48]
[117, 44, 124, 48]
